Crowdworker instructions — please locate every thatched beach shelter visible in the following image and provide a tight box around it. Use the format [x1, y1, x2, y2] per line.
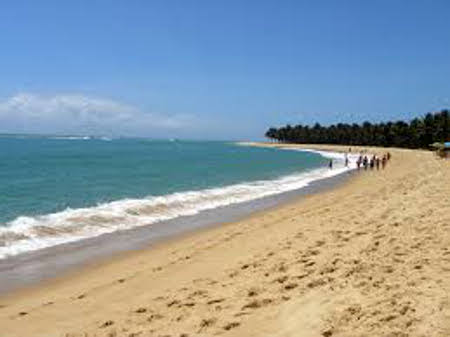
[431, 142, 450, 158]
[445, 142, 450, 158]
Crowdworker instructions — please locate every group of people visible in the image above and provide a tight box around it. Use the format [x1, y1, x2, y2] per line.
[327, 150, 392, 170]
[356, 152, 391, 170]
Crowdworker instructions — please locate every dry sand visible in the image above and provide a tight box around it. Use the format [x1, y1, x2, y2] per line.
[0, 144, 449, 337]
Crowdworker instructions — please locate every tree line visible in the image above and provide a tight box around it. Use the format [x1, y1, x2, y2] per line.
[265, 110, 449, 149]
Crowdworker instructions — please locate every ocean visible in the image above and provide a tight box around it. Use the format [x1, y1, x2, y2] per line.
[0, 136, 352, 259]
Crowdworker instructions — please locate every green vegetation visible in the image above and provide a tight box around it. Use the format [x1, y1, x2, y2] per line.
[265, 110, 449, 149]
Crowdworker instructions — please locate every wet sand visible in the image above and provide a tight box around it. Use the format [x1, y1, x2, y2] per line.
[0, 144, 449, 337]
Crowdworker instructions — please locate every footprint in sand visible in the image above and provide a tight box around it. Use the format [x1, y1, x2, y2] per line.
[167, 300, 180, 307]
[274, 275, 289, 284]
[307, 249, 321, 257]
[305, 260, 316, 267]
[380, 314, 397, 322]
[198, 318, 217, 332]
[180, 302, 196, 308]
[277, 264, 288, 273]
[316, 240, 326, 247]
[284, 283, 298, 290]
[207, 298, 225, 305]
[247, 287, 261, 297]
[319, 266, 336, 275]
[307, 278, 327, 289]
[242, 298, 273, 310]
[223, 322, 241, 330]
[294, 272, 310, 280]
[100, 320, 114, 328]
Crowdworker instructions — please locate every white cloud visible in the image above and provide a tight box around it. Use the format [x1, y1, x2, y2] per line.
[0, 93, 194, 136]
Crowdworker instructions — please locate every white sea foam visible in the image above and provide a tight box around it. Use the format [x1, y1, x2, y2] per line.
[0, 149, 356, 259]
[50, 136, 92, 140]
[49, 136, 115, 141]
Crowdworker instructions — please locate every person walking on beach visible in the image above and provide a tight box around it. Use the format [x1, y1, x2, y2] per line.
[382, 155, 387, 169]
[356, 157, 361, 170]
[329, 159, 333, 169]
[345, 153, 349, 167]
[376, 156, 380, 170]
[363, 156, 368, 170]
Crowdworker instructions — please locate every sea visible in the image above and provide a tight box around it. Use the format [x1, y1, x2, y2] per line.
[0, 136, 353, 259]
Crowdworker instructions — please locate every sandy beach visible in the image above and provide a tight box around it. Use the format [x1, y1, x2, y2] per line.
[0, 144, 449, 337]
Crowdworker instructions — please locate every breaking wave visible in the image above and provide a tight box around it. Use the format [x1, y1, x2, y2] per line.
[0, 150, 356, 259]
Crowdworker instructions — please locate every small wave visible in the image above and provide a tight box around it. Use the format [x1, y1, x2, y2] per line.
[50, 136, 91, 140]
[0, 149, 355, 259]
[48, 136, 114, 141]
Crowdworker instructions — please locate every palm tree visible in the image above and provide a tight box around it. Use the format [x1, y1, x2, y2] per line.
[264, 110, 449, 149]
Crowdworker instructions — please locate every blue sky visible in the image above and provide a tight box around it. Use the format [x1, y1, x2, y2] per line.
[0, 0, 449, 139]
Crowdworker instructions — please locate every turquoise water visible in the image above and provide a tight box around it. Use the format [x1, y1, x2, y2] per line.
[0, 136, 344, 258]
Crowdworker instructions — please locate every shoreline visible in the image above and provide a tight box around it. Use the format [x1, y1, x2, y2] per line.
[1, 144, 449, 337]
[0, 144, 348, 260]
[0, 167, 352, 297]
[0, 148, 353, 295]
